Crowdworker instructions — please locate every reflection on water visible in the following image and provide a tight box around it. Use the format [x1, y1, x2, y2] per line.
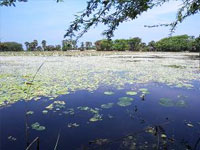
[1, 82, 200, 150]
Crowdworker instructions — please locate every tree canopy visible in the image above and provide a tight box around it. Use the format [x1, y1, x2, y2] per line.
[1, 0, 200, 39]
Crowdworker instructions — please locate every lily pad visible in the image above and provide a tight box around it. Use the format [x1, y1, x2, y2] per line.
[187, 123, 194, 128]
[89, 114, 102, 122]
[42, 110, 48, 114]
[117, 101, 132, 107]
[77, 106, 90, 111]
[46, 104, 53, 110]
[159, 98, 174, 107]
[104, 91, 114, 95]
[67, 123, 79, 128]
[176, 100, 187, 107]
[26, 111, 34, 115]
[139, 88, 150, 94]
[31, 122, 46, 131]
[126, 91, 137, 96]
[63, 108, 74, 115]
[117, 97, 134, 107]
[118, 97, 133, 101]
[8, 136, 17, 141]
[101, 103, 114, 109]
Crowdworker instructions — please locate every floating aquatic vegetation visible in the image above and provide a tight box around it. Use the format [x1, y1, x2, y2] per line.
[42, 110, 48, 114]
[0, 53, 200, 107]
[46, 104, 54, 110]
[117, 101, 132, 107]
[67, 123, 79, 128]
[104, 91, 114, 95]
[89, 114, 102, 122]
[26, 111, 34, 115]
[8, 136, 17, 142]
[89, 138, 109, 145]
[77, 106, 99, 114]
[77, 106, 90, 111]
[186, 123, 194, 128]
[31, 122, 46, 131]
[117, 97, 134, 107]
[101, 103, 114, 109]
[177, 94, 188, 99]
[45, 100, 65, 111]
[126, 91, 137, 96]
[145, 127, 155, 134]
[63, 108, 74, 115]
[159, 98, 174, 107]
[139, 88, 150, 94]
[90, 108, 99, 114]
[118, 97, 133, 101]
[176, 100, 187, 107]
[161, 134, 167, 139]
[77, 106, 102, 122]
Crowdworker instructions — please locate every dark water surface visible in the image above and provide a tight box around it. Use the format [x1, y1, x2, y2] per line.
[1, 82, 200, 150]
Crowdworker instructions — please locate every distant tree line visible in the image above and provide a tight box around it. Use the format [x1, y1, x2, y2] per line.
[95, 35, 200, 52]
[0, 42, 23, 51]
[0, 35, 200, 52]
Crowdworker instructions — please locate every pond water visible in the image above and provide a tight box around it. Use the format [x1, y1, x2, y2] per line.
[1, 82, 200, 150]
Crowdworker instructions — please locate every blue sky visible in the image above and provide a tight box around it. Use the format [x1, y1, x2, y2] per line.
[0, 0, 200, 47]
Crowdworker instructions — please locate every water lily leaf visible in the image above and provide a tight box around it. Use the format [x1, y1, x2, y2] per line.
[31, 122, 46, 131]
[161, 134, 167, 138]
[117, 100, 132, 107]
[187, 123, 194, 128]
[126, 91, 137, 96]
[42, 110, 48, 114]
[176, 100, 187, 107]
[89, 114, 102, 122]
[67, 123, 79, 128]
[101, 103, 114, 109]
[8, 136, 17, 141]
[139, 88, 150, 94]
[93, 139, 109, 145]
[77, 106, 90, 111]
[46, 104, 54, 110]
[63, 108, 74, 115]
[117, 97, 134, 107]
[118, 97, 133, 101]
[159, 98, 174, 107]
[26, 111, 34, 115]
[104, 91, 114, 95]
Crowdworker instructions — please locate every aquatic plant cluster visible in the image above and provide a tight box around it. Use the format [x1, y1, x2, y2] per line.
[0, 52, 199, 107]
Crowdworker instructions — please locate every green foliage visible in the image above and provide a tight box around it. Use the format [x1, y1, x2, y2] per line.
[95, 37, 144, 51]
[148, 41, 156, 51]
[0, 42, 23, 51]
[155, 35, 195, 52]
[62, 39, 77, 51]
[193, 35, 200, 52]
[64, 0, 200, 39]
[45, 45, 57, 51]
[112, 39, 129, 51]
[95, 39, 113, 51]
[128, 37, 142, 51]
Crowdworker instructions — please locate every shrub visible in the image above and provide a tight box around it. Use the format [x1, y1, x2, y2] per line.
[112, 39, 129, 51]
[0, 42, 23, 51]
[155, 35, 195, 52]
[95, 39, 113, 51]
